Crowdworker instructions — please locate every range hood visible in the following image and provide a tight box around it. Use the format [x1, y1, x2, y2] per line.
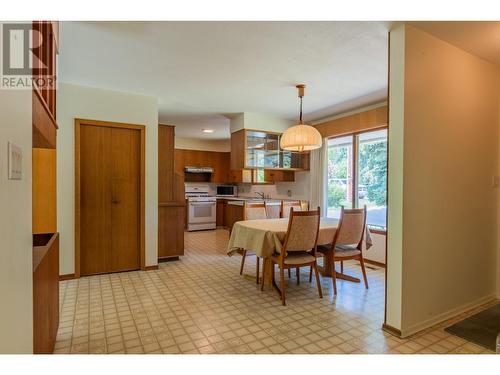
[184, 166, 214, 174]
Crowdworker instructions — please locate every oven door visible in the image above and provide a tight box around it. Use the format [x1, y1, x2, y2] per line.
[188, 201, 216, 224]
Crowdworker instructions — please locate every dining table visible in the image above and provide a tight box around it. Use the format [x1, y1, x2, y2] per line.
[227, 217, 372, 283]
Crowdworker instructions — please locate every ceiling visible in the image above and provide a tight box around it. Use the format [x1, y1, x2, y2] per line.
[410, 22, 500, 67]
[59, 21, 390, 139]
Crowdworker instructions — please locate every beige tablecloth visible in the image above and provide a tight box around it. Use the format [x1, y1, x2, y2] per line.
[227, 217, 372, 258]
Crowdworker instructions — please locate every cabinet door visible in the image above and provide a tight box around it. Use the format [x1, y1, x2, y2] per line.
[216, 200, 225, 226]
[264, 170, 295, 183]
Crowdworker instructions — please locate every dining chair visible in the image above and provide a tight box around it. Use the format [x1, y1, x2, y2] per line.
[263, 208, 322, 306]
[316, 206, 368, 295]
[281, 200, 303, 280]
[239, 202, 268, 284]
[281, 200, 302, 218]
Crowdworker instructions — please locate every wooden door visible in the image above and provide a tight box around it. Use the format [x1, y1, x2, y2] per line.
[79, 123, 142, 275]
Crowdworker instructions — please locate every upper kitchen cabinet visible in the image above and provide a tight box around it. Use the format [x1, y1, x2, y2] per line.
[230, 129, 310, 171]
[174, 149, 231, 183]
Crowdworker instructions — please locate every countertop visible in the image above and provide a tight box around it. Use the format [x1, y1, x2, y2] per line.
[216, 196, 298, 206]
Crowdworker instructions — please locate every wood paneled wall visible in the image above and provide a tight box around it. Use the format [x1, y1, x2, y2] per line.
[314, 105, 388, 138]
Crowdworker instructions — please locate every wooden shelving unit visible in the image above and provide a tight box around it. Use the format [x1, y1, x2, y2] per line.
[32, 21, 59, 354]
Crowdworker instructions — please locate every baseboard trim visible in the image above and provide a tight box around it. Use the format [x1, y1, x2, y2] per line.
[401, 294, 497, 338]
[382, 323, 402, 337]
[59, 273, 75, 281]
[158, 256, 180, 263]
[144, 265, 159, 271]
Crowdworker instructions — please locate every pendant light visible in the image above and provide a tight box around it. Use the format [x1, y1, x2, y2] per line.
[280, 84, 322, 152]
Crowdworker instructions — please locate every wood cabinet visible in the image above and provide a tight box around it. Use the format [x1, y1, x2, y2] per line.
[33, 233, 59, 354]
[264, 169, 295, 183]
[228, 169, 252, 183]
[223, 203, 244, 233]
[32, 20, 59, 354]
[216, 199, 225, 226]
[174, 149, 231, 183]
[230, 129, 310, 171]
[32, 148, 57, 234]
[32, 21, 58, 149]
[158, 125, 185, 259]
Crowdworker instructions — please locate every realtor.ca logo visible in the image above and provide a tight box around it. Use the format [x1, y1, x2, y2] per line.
[1, 22, 56, 90]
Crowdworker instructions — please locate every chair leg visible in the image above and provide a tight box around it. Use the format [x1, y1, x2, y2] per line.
[313, 262, 322, 299]
[256, 256, 260, 284]
[288, 268, 291, 278]
[239, 250, 247, 275]
[331, 260, 337, 295]
[296, 267, 300, 285]
[359, 256, 369, 289]
[309, 265, 313, 282]
[340, 260, 344, 274]
[261, 258, 266, 291]
[280, 266, 286, 306]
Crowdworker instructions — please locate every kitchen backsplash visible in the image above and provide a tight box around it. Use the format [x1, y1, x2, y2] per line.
[237, 171, 310, 201]
[184, 171, 310, 202]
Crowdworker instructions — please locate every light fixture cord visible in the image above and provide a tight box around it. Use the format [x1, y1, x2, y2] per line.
[299, 96, 303, 124]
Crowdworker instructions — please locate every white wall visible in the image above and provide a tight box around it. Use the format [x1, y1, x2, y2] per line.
[386, 24, 405, 333]
[389, 24, 500, 337]
[229, 112, 293, 133]
[57, 83, 159, 275]
[0, 87, 33, 352]
[175, 137, 231, 152]
[237, 171, 310, 201]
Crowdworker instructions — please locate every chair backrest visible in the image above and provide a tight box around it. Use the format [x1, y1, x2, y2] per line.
[244, 202, 267, 220]
[282, 207, 321, 254]
[281, 200, 302, 218]
[332, 206, 367, 248]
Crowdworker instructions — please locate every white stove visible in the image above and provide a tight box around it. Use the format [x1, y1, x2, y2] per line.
[185, 185, 217, 231]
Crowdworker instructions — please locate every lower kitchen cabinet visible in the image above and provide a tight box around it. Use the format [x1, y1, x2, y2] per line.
[223, 203, 244, 233]
[158, 204, 185, 259]
[216, 199, 225, 226]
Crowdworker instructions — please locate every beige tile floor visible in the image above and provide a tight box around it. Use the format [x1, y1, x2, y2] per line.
[54, 229, 495, 354]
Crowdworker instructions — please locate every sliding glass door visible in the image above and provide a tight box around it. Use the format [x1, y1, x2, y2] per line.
[326, 128, 388, 231]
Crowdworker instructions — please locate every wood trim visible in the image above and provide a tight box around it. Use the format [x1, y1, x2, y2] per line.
[314, 106, 388, 138]
[59, 273, 75, 281]
[369, 228, 387, 235]
[33, 85, 58, 129]
[74, 118, 146, 278]
[384, 30, 391, 328]
[382, 323, 402, 337]
[144, 265, 159, 271]
[140, 128, 146, 271]
[158, 256, 180, 262]
[75, 122, 81, 278]
[158, 202, 186, 207]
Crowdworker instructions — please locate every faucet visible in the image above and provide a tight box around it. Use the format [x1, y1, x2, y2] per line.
[255, 191, 266, 200]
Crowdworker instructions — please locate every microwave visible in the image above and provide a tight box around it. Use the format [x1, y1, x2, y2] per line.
[216, 185, 237, 197]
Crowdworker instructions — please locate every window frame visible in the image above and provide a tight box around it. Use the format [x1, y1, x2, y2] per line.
[327, 125, 388, 234]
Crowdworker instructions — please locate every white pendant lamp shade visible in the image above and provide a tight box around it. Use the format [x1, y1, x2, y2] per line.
[280, 84, 322, 152]
[280, 123, 322, 152]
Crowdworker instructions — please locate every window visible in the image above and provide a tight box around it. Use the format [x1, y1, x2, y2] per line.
[327, 128, 388, 231]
